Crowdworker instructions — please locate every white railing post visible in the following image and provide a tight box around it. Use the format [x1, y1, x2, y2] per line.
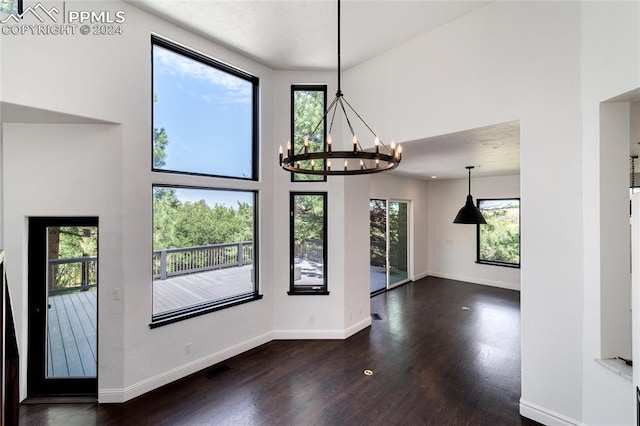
[237, 242, 244, 267]
[160, 250, 167, 280]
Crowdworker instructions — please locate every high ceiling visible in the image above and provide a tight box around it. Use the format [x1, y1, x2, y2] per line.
[130, 0, 520, 180]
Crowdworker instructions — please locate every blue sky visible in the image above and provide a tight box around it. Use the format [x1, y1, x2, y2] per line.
[173, 187, 253, 210]
[153, 45, 253, 178]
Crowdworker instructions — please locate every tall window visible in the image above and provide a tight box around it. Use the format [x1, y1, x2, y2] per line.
[289, 193, 328, 294]
[477, 198, 520, 267]
[152, 186, 259, 325]
[151, 36, 261, 326]
[291, 85, 327, 182]
[152, 36, 258, 180]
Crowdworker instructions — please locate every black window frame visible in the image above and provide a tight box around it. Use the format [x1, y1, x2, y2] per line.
[150, 184, 261, 328]
[151, 35, 259, 181]
[476, 198, 521, 268]
[288, 192, 329, 295]
[291, 85, 328, 182]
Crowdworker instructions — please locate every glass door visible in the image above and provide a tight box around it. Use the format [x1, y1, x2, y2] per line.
[28, 217, 98, 397]
[370, 200, 410, 294]
[369, 200, 387, 293]
[388, 201, 409, 288]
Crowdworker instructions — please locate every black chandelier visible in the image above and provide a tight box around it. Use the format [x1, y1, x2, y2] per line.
[278, 0, 402, 176]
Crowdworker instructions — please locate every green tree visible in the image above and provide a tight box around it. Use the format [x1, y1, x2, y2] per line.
[153, 94, 169, 168]
[479, 206, 520, 264]
[153, 187, 179, 250]
[293, 90, 325, 181]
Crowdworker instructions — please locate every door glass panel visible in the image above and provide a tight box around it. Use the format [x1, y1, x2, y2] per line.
[370, 200, 387, 293]
[388, 202, 409, 287]
[46, 226, 97, 379]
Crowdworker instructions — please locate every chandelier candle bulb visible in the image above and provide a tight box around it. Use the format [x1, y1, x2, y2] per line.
[390, 141, 396, 156]
[327, 160, 332, 171]
[360, 159, 365, 170]
[327, 135, 333, 152]
[279, 145, 283, 164]
[311, 159, 315, 170]
[353, 135, 358, 152]
[304, 136, 309, 154]
[374, 136, 380, 154]
[376, 158, 380, 168]
[287, 140, 291, 157]
[344, 160, 348, 171]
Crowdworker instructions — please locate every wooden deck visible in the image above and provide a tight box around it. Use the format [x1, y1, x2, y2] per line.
[153, 265, 254, 315]
[47, 289, 97, 378]
[48, 265, 254, 378]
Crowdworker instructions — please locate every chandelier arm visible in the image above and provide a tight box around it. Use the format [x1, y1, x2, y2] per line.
[328, 100, 339, 135]
[308, 95, 341, 140]
[337, 97, 357, 140]
[341, 96, 379, 141]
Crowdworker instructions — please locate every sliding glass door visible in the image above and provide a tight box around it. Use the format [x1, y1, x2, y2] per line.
[370, 199, 410, 294]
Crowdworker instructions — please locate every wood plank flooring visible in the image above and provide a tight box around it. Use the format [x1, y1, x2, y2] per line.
[47, 290, 97, 378]
[22, 276, 540, 425]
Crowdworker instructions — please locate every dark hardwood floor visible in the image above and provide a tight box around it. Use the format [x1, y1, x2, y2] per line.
[20, 276, 540, 425]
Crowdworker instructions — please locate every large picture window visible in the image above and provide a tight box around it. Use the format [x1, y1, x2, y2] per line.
[151, 186, 260, 326]
[152, 36, 258, 180]
[289, 193, 328, 294]
[477, 198, 520, 267]
[291, 85, 327, 182]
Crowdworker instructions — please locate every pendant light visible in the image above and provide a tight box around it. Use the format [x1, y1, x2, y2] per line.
[453, 166, 487, 224]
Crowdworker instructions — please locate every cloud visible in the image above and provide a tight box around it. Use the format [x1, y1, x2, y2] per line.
[154, 45, 252, 104]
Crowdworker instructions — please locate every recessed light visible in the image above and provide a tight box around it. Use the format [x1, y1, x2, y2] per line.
[431, 175, 437, 179]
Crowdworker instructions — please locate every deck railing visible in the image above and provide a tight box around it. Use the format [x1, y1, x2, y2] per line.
[153, 242, 253, 280]
[48, 256, 97, 295]
[294, 239, 323, 262]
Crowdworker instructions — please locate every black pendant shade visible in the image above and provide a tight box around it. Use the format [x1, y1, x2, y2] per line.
[453, 166, 487, 225]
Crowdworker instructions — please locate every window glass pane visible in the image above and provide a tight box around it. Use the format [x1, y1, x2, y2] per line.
[152, 40, 256, 179]
[152, 186, 256, 318]
[478, 199, 520, 266]
[291, 193, 327, 292]
[0, 0, 20, 14]
[292, 86, 326, 181]
[388, 201, 409, 286]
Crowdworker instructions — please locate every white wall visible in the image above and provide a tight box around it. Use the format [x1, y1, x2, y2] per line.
[343, 1, 587, 424]
[370, 173, 429, 280]
[580, 3, 640, 425]
[427, 175, 520, 290]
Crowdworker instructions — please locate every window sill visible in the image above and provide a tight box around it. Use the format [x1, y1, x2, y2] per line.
[287, 290, 330, 296]
[475, 260, 520, 269]
[149, 293, 263, 328]
[595, 357, 632, 382]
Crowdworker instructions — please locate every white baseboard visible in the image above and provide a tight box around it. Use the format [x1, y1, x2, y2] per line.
[427, 271, 520, 291]
[412, 271, 429, 281]
[98, 331, 274, 403]
[520, 399, 581, 426]
[274, 317, 371, 340]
